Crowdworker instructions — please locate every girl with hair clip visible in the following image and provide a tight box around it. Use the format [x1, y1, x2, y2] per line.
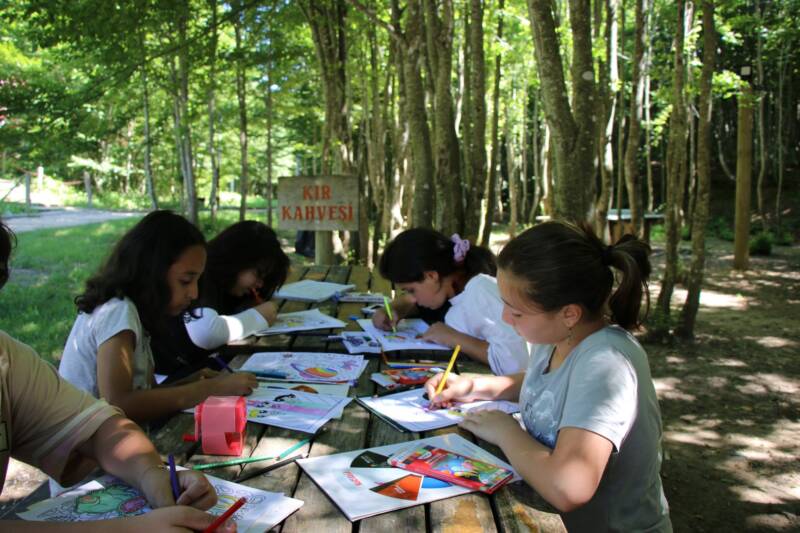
[58, 211, 257, 426]
[0, 218, 234, 532]
[374, 227, 529, 375]
[151, 220, 290, 381]
[425, 221, 672, 532]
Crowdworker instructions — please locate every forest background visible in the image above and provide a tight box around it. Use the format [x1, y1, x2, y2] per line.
[1, 0, 799, 530]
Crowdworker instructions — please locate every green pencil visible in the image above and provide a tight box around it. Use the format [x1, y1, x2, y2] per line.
[191, 455, 275, 471]
[383, 296, 397, 333]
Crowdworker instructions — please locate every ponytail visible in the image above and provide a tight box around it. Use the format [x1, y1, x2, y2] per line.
[379, 228, 496, 283]
[497, 221, 651, 330]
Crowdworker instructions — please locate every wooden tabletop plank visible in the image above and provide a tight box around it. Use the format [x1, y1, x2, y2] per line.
[281, 352, 378, 533]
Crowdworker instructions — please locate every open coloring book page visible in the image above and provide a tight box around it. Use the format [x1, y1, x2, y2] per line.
[357, 387, 519, 432]
[240, 351, 367, 383]
[275, 280, 356, 302]
[244, 387, 352, 433]
[255, 309, 346, 336]
[339, 331, 383, 354]
[18, 473, 302, 531]
[297, 433, 519, 521]
[357, 319, 450, 351]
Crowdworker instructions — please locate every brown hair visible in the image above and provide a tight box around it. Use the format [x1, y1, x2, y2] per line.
[497, 221, 651, 330]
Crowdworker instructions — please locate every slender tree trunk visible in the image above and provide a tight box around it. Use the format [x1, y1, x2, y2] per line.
[424, 0, 463, 234]
[527, 0, 596, 221]
[265, 59, 274, 226]
[529, 94, 541, 223]
[175, 2, 197, 224]
[651, 0, 687, 335]
[676, 0, 716, 340]
[540, 123, 553, 216]
[481, 0, 505, 246]
[596, 0, 619, 239]
[234, 7, 249, 222]
[733, 80, 754, 270]
[645, 58, 654, 211]
[506, 104, 518, 238]
[463, 0, 487, 241]
[141, 65, 158, 209]
[622, 0, 648, 237]
[207, 0, 220, 222]
[775, 42, 788, 230]
[755, 7, 767, 230]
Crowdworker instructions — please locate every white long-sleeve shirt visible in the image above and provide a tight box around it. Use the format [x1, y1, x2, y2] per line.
[445, 274, 530, 375]
[184, 307, 269, 350]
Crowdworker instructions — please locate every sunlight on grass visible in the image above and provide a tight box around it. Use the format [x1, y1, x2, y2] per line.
[743, 336, 798, 348]
[653, 377, 697, 401]
[736, 373, 800, 396]
[664, 418, 723, 447]
[711, 358, 748, 368]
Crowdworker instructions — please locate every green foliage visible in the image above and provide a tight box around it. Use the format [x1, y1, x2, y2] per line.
[749, 232, 773, 256]
[708, 217, 735, 242]
[772, 228, 794, 247]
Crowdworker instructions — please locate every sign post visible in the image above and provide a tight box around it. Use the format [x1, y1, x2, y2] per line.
[277, 175, 359, 265]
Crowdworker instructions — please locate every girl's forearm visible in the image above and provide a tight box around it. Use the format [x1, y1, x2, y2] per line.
[447, 331, 489, 364]
[469, 372, 524, 401]
[110, 381, 211, 423]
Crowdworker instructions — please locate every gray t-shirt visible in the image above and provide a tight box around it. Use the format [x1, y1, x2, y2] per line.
[519, 326, 671, 532]
[59, 297, 154, 399]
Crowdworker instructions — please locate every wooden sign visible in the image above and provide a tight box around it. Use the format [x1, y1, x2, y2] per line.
[277, 175, 359, 231]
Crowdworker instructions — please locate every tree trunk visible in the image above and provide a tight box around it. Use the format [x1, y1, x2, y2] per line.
[733, 81, 754, 271]
[527, 0, 596, 222]
[234, 6, 250, 222]
[775, 42, 788, 230]
[755, 4, 766, 229]
[481, 0, 505, 246]
[141, 65, 158, 209]
[595, 0, 619, 239]
[651, 0, 687, 336]
[676, 0, 716, 340]
[622, 0, 648, 237]
[506, 104, 518, 238]
[207, 0, 220, 222]
[175, 2, 197, 225]
[424, 0, 463, 234]
[463, 0, 487, 241]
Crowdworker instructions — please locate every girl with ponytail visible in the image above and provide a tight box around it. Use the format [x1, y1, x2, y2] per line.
[425, 221, 671, 532]
[374, 227, 528, 375]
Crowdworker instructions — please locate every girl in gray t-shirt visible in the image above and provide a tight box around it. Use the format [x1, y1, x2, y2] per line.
[426, 221, 672, 532]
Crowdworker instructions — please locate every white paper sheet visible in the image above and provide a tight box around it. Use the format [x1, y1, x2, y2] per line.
[357, 319, 450, 351]
[255, 309, 347, 336]
[240, 351, 366, 383]
[245, 387, 352, 433]
[275, 280, 356, 302]
[339, 331, 383, 354]
[18, 473, 303, 532]
[336, 291, 387, 303]
[297, 433, 519, 521]
[357, 387, 519, 432]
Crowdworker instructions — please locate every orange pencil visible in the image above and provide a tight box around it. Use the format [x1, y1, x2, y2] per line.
[202, 496, 246, 533]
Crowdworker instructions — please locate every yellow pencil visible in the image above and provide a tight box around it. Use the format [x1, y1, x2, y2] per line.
[434, 344, 461, 396]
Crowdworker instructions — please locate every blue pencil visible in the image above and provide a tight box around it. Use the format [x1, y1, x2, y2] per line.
[168, 454, 180, 501]
[212, 355, 234, 373]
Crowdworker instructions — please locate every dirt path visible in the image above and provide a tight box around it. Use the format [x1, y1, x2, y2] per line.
[3, 207, 139, 233]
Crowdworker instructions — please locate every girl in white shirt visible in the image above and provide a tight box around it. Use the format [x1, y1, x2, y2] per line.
[150, 220, 290, 381]
[59, 211, 257, 424]
[373, 228, 528, 375]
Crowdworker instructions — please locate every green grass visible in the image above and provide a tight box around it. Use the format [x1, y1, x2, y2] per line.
[0, 210, 306, 365]
[1, 218, 141, 364]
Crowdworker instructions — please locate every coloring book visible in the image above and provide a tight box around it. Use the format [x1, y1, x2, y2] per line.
[357, 387, 519, 432]
[18, 473, 303, 531]
[297, 433, 519, 521]
[255, 309, 347, 336]
[335, 291, 387, 303]
[275, 280, 356, 302]
[357, 319, 450, 351]
[240, 351, 367, 384]
[370, 367, 443, 389]
[243, 387, 352, 433]
[339, 331, 383, 354]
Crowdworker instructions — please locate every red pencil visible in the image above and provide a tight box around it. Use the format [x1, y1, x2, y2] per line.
[202, 497, 246, 533]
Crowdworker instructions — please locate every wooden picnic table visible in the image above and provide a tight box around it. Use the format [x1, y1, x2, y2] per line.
[5, 264, 564, 531]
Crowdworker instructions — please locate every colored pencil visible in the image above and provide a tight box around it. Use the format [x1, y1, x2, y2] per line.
[434, 344, 461, 396]
[212, 355, 234, 373]
[233, 453, 308, 483]
[191, 455, 276, 471]
[167, 454, 180, 501]
[202, 496, 246, 533]
[383, 296, 397, 333]
[277, 437, 312, 459]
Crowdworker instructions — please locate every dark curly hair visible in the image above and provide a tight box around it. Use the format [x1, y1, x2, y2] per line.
[199, 220, 289, 313]
[379, 227, 496, 284]
[498, 221, 651, 330]
[75, 210, 206, 334]
[0, 218, 15, 291]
